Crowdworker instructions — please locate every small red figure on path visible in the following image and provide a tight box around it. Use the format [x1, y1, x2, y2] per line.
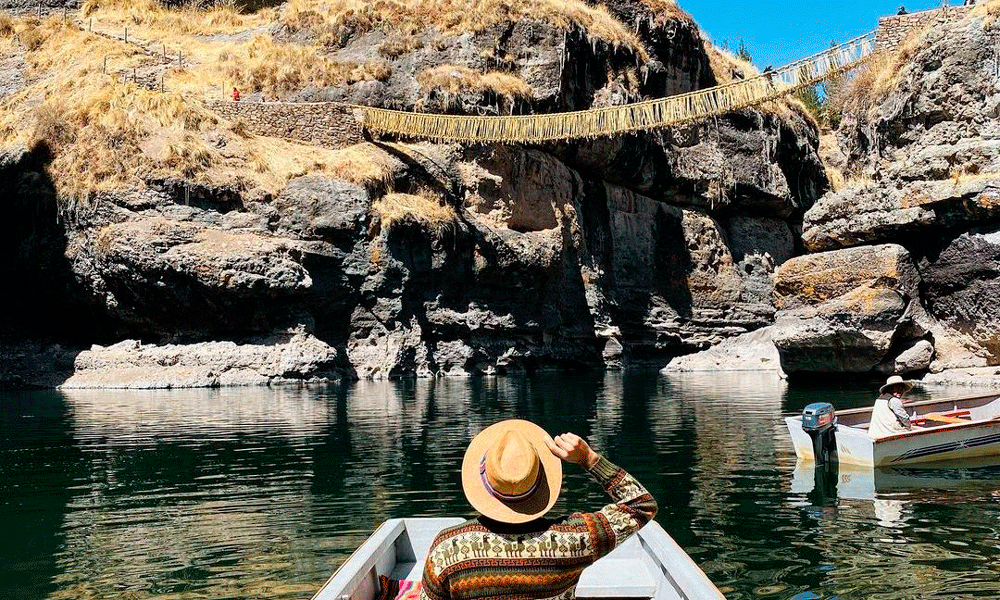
[232, 87, 241, 101]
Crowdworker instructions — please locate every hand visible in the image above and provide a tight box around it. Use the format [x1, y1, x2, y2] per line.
[544, 432, 599, 468]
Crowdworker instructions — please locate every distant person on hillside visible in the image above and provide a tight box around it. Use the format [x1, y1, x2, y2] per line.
[868, 376, 914, 438]
[964, 0, 975, 6]
[232, 87, 241, 101]
[897, 5, 908, 14]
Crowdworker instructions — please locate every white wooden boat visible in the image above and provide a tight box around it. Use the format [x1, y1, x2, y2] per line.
[311, 518, 726, 600]
[786, 392, 1000, 466]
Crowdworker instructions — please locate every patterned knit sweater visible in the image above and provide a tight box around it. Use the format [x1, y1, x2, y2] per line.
[419, 456, 657, 600]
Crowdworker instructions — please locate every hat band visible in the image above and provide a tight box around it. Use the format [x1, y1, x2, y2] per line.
[480, 456, 541, 503]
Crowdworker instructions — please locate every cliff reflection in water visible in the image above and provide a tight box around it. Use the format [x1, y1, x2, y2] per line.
[3, 373, 1000, 600]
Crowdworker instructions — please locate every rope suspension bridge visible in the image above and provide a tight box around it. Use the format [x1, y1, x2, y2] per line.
[352, 32, 877, 144]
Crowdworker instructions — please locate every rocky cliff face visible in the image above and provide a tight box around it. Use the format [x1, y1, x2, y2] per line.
[1, 0, 826, 387]
[771, 10, 1000, 377]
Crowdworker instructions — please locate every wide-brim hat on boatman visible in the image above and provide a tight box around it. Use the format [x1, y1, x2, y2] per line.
[462, 419, 562, 524]
[880, 375, 914, 395]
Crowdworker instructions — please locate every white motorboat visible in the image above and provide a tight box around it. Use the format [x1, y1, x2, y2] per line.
[311, 518, 726, 600]
[786, 391, 1000, 466]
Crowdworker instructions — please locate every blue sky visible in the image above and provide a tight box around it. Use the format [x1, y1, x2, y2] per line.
[678, 0, 954, 69]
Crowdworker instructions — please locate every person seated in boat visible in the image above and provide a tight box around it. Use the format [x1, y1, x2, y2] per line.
[418, 419, 657, 600]
[869, 376, 915, 438]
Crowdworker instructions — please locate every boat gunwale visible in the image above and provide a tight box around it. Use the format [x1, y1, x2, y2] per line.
[311, 518, 726, 600]
[872, 415, 1000, 442]
[828, 392, 1000, 419]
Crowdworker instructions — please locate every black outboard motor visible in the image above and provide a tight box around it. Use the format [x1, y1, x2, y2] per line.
[801, 402, 837, 465]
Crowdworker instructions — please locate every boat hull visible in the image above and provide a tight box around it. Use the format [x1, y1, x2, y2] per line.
[785, 392, 1000, 466]
[312, 517, 725, 600]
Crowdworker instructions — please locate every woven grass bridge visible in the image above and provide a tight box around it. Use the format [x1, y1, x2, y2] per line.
[352, 32, 876, 143]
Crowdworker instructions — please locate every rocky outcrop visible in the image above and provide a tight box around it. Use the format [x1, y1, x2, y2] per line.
[660, 326, 783, 373]
[0, 0, 76, 12]
[0, 1, 829, 387]
[59, 330, 347, 388]
[771, 244, 927, 373]
[772, 11, 1000, 377]
[919, 226, 1000, 359]
[802, 178, 1000, 252]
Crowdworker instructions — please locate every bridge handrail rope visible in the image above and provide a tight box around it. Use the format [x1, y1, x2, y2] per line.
[349, 31, 877, 143]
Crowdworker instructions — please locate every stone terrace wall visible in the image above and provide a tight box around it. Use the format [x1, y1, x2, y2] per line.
[205, 100, 363, 148]
[875, 5, 972, 50]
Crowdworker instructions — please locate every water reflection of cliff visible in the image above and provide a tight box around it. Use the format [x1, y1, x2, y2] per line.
[657, 372, 790, 590]
[53, 381, 526, 600]
[56, 387, 341, 600]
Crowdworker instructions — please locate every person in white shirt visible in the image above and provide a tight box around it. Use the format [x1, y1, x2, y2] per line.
[869, 376, 914, 438]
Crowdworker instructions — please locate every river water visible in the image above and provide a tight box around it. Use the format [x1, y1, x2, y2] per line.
[3, 372, 999, 600]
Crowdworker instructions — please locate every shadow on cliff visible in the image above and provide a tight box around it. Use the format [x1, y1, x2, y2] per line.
[0, 142, 111, 387]
[578, 179, 697, 362]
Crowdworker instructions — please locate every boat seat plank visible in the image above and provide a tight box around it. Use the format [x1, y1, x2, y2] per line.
[922, 414, 967, 424]
[577, 559, 657, 598]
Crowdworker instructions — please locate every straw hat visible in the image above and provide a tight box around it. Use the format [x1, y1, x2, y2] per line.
[880, 375, 914, 395]
[461, 419, 562, 524]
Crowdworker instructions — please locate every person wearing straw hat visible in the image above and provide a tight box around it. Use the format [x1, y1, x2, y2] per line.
[417, 419, 657, 600]
[868, 376, 915, 438]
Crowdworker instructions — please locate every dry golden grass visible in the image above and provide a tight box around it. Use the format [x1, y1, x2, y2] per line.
[773, 96, 820, 129]
[0, 17, 217, 199]
[972, 0, 1000, 23]
[634, 0, 693, 25]
[281, 0, 648, 59]
[416, 65, 532, 99]
[825, 165, 845, 192]
[0, 13, 14, 37]
[828, 29, 928, 118]
[372, 190, 458, 230]
[246, 139, 397, 190]
[80, 0, 271, 37]
[0, 15, 394, 204]
[170, 34, 391, 97]
[706, 44, 759, 84]
[703, 43, 819, 127]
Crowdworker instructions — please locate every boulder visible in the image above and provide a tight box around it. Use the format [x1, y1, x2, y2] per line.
[771, 244, 923, 373]
[922, 366, 1000, 388]
[891, 339, 934, 375]
[774, 243, 920, 309]
[661, 326, 783, 373]
[803, 178, 1000, 252]
[772, 287, 909, 373]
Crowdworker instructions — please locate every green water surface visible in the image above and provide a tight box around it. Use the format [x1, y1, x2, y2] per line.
[2, 372, 999, 600]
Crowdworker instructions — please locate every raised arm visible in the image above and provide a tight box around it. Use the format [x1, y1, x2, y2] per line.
[544, 433, 658, 560]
